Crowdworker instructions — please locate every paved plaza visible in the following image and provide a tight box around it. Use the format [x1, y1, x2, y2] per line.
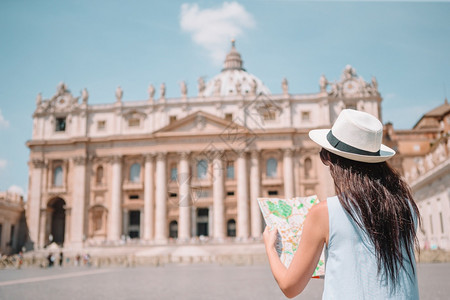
[0, 263, 449, 299]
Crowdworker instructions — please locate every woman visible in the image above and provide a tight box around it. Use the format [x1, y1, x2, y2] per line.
[263, 109, 420, 299]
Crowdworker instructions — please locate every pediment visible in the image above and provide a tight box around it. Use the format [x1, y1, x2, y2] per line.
[154, 110, 249, 136]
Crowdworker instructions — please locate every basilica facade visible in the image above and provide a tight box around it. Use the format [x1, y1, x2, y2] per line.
[27, 43, 382, 249]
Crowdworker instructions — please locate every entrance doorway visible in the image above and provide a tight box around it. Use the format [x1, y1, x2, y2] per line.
[196, 208, 209, 237]
[169, 221, 178, 238]
[128, 210, 140, 238]
[49, 198, 66, 245]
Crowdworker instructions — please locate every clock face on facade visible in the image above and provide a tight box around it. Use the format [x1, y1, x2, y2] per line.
[343, 80, 358, 94]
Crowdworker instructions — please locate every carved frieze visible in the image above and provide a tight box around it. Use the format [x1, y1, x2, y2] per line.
[73, 156, 87, 165]
[111, 155, 123, 164]
[31, 159, 47, 169]
[283, 148, 294, 157]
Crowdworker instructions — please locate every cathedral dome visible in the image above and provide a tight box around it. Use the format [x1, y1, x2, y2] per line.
[203, 41, 271, 97]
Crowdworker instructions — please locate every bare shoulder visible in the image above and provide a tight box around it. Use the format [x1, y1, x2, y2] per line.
[305, 199, 329, 244]
[308, 200, 328, 220]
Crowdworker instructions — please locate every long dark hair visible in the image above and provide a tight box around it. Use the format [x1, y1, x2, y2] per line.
[320, 148, 420, 286]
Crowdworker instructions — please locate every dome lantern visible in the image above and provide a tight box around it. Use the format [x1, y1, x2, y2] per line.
[222, 39, 245, 71]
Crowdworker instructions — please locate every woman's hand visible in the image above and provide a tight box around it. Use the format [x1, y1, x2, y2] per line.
[263, 225, 278, 251]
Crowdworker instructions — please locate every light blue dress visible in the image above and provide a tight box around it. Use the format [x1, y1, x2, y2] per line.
[323, 196, 419, 300]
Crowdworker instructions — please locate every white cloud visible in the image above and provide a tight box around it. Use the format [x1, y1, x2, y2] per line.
[0, 159, 7, 169]
[180, 2, 255, 64]
[0, 109, 10, 129]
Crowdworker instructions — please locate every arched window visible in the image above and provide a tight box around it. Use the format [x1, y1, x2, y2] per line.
[197, 159, 207, 179]
[130, 163, 141, 183]
[96, 165, 104, 184]
[304, 157, 312, 179]
[53, 166, 63, 186]
[266, 158, 277, 178]
[169, 220, 178, 239]
[227, 219, 236, 237]
[92, 209, 103, 232]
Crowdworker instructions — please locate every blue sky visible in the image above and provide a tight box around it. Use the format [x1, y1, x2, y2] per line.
[0, 0, 449, 196]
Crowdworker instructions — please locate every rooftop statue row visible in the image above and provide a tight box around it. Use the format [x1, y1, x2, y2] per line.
[34, 42, 379, 112]
[320, 65, 379, 98]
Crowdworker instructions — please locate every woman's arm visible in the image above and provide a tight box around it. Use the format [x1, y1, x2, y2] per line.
[263, 200, 329, 298]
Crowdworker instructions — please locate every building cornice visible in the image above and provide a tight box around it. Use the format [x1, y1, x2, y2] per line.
[410, 158, 450, 192]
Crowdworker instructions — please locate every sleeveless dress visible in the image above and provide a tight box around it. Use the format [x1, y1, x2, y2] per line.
[323, 196, 419, 300]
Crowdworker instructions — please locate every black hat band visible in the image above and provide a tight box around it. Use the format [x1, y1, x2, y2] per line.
[326, 130, 380, 156]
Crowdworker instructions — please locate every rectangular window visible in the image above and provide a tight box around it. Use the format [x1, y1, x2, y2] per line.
[129, 211, 140, 225]
[225, 113, 233, 121]
[226, 191, 235, 196]
[169, 115, 177, 124]
[268, 190, 278, 196]
[196, 190, 209, 198]
[128, 118, 140, 127]
[301, 111, 310, 122]
[55, 117, 66, 132]
[97, 120, 106, 130]
[170, 167, 178, 181]
[129, 195, 139, 200]
[263, 110, 276, 121]
[226, 161, 235, 179]
[169, 192, 178, 198]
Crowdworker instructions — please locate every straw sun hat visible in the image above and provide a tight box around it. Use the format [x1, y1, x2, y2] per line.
[309, 109, 395, 163]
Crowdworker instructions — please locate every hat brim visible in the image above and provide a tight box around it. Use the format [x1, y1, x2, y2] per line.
[309, 129, 395, 163]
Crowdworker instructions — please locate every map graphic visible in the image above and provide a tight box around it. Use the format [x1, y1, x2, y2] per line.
[258, 195, 325, 278]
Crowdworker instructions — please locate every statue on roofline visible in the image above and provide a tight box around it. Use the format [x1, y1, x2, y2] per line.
[82, 88, 89, 104]
[180, 81, 187, 97]
[198, 77, 205, 97]
[36, 93, 42, 106]
[282, 78, 288, 95]
[115, 86, 123, 102]
[160, 83, 166, 99]
[148, 84, 155, 100]
[319, 74, 328, 92]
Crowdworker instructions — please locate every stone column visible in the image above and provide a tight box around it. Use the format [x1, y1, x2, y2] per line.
[213, 152, 225, 240]
[154, 152, 167, 243]
[178, 152, 191, 241]
[122, 209, 129, 238]
[71, 156, 87, 248]
[143, 154, 155, 241]
[237, 151, 249, 239]
[29, 159, 45, 248]
[38, 208, 50, 248]
[191, 206, 197, 237]
[208, 205, 214, 238]
[108, 155, 122, 242]
[250, 150, 263, 238]
[283, 149, 295, 199]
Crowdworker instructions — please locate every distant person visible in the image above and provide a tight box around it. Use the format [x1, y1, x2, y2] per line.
[17, 251, 23, 269]
[47, 253, 55, 267]
[59, 251, 64, 267]
[263, 109, 420, 299]
[75, 254, 81, 266]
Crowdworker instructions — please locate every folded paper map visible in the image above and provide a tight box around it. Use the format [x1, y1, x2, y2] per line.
[258, 195, 325, 278]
